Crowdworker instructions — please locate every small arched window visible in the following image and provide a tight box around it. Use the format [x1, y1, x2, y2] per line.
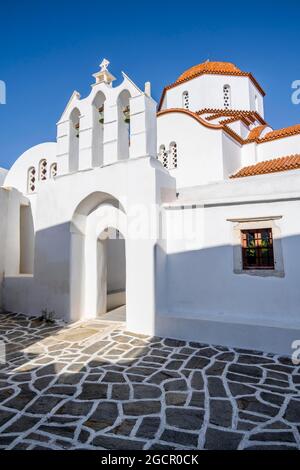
[158, 144, 168, 168]
[39, 159, 47, 181]
[223, 85, 231, 109]
[169, 142, 178, 169]
[27, 167, 36, 193]
[50, 162, 57, 179]
[182, 91, 189, 109]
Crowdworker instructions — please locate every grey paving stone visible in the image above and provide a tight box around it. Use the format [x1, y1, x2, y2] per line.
[110, 419, 136, 436]
[77, 383, 108, 400]
[56, 400, 93, 416]
[132, 384, 161, 399]
[185, 356, 210, 369]
[204, 427, 242, 450]
[4, 415, 40, 433]
[246, 444, 297, 450]
[101, 371, 126, 383]
[111, 384, 130, 400]
[147, 370, 180, 384]
[249, 431, 296, 443]
[84, 402, 118, 430]
[0, 409, 15, 427]
[188, 392, 205, 408]
[165, 360, 183, 370]
[26, 395, 63, 414]
[166, 407, 204, 430]
[209, 399, 233, 428]
[208, 377, 227, 397]
[284, 398, 300, 423]
[136, 417, 160, 438]
[39, 424, 77, 439]
[164, 379, 187, 392]
[260, 391, 285, 407]
[160, 429, 198, 447]
[166, 392, 187, 406]
[228, 382, 255, 396]
[92, 435, 145, 450]
[237, 396, 280, 417]
[227, 372, 260, 384]
[263, 421, 291, 430]
[191, 371, 204, 390]
[228, 363, 263, 378]
[164, 338, 186, 347]
[149, 442, 177, 450]
[123, 400, 161, 416]
[205, 361, 226, 376]
[216, 352, 235, 361]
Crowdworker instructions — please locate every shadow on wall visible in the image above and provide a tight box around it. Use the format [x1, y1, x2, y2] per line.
[154, 233, 300, 320]
[3, 216, 300, 339]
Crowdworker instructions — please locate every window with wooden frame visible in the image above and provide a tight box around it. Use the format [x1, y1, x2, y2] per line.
[241, 228, 274, 270]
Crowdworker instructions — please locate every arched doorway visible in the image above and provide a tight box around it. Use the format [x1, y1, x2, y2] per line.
[97, 227, 126, 321]
[70, 191, 127, 323]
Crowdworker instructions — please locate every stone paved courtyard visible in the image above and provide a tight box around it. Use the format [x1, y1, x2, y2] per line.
[0, 312, 300, 450]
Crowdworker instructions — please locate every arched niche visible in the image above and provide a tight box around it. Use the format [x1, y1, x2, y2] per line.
[117, 89, 131, 160]
[92, 91, 106, 167]
[69, 107, 81, 172]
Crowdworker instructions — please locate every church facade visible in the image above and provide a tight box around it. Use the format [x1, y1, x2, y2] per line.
[1, 59, 300, 355]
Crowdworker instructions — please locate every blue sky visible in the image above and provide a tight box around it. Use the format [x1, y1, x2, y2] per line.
[1, 0, 300, 169]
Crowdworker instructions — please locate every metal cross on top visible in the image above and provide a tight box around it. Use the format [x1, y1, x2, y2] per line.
[100, 58, 110, 72]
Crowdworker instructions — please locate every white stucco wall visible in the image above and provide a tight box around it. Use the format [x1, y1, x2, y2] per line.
[157, 112, 225, 188]
[0, 188, 9, 308]
[0, 168, 8, 186]
[161, 74, 264, 114]
[156, 171, 300, 354]
[4, 143, 57, 195]
[107, 237, 126, 293]
[256, 135, 300, 161]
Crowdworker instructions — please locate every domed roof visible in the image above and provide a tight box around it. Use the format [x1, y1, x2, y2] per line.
[177, 61, 242, 82]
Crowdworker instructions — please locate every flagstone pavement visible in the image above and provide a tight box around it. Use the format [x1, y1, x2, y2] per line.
[0, 312, 300, 450]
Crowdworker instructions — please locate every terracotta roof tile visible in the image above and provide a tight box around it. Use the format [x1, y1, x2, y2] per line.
[196, 108, 266, 125]
[177, 61, 242, 81]
[247, 125, 268, 141]
[259, 124, 300, 142]
[230, 154, 300, 178]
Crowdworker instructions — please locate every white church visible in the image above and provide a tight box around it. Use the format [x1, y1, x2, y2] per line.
[1, 59, 300, 355]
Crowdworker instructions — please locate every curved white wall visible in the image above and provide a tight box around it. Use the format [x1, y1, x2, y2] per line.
[4, 142, 57, 195]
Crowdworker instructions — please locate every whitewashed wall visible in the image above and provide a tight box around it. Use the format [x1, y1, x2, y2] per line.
[0, 168, 8, 186]
[157, 171, 300, 354]
[0, 188, 8, 308]
[161, 74, 264, 115]
[157, 112, 224, 188]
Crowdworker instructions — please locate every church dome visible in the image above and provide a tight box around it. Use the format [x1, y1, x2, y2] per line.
[177, 61, 243, 82]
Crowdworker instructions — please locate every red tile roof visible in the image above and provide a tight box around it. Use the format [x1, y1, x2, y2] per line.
[258, 124, 300, 143]
[177, 61, 242, 81]
[247, 125, 267, 141]
[158, 61, 265, 110]
[230, 154, 300, 178]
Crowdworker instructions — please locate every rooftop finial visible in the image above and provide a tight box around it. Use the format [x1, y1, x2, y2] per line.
[92, 58, 116, 87]
[100, 58, 110, 72]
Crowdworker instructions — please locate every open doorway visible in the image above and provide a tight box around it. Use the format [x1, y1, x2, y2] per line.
[97, 227, 126, 322]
